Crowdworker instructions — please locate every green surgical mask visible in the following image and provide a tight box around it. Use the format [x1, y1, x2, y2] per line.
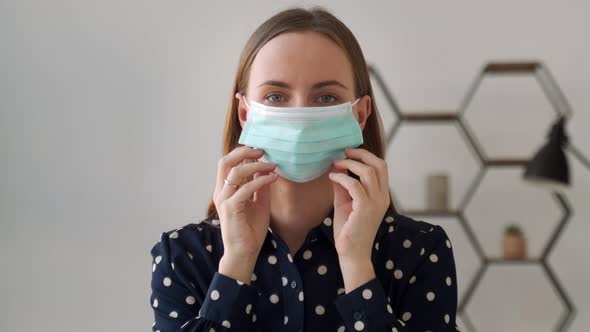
[238, 98, 363, 182]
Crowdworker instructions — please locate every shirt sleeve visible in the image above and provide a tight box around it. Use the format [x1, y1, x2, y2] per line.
[333, 225, 460, 332]
[149, 230, 259, 332]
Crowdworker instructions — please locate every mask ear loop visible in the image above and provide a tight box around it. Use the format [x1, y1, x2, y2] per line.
[352, 98, 361, 106]
[241, 94, 252, 110]
[238, 94, 262, 165]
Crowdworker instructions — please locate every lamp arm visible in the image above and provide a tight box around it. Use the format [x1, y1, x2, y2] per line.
[567, 143, 590, 171]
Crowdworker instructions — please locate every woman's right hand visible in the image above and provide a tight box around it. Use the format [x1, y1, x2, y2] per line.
[213, 146, 278, 284]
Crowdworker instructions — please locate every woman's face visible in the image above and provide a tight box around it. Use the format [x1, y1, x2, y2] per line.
[236, 31, 371, 129]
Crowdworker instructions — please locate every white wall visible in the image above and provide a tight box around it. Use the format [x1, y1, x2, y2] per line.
[1, 1, 588, 331]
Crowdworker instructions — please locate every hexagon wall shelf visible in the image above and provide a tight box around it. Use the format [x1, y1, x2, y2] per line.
[369, 61, 576, 332]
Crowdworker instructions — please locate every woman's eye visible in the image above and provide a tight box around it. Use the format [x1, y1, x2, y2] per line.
[266, 94, 285, 103]
[318, 95, 337, 103]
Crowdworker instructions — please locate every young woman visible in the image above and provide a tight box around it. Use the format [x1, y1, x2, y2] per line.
[150, 7, 459, 332]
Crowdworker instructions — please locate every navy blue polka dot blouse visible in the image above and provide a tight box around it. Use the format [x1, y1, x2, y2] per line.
[149, 207, 460, 331]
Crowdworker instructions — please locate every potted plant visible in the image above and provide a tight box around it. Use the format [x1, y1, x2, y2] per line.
[503, 224, 527, 260]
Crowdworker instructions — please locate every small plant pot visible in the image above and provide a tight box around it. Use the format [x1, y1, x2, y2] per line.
[503, 234, 527, 260]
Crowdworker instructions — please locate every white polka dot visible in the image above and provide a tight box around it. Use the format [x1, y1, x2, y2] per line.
[170, 231, 178, 239]
[206, 244, 212, 252]
[430, 254, 439, 263]
[284, 315, 288, 325]
[245, 304, 252, 314]
[268, 255, 277, 265]
[426, 292, 435, 301]
[375, 242, 380, 250]
[317, 265, 328, 275]
[163, 277, 172, 287]
[271, 239, 277, 248]
[155, 256, 162, 264]
[337, 288, 345, 295]
[420, 248, 425, 256]
[298, 291, 304, 301]
[338, 326, 346, 332]
[402, 312, 412, 321]
[323, 217, 333, 226]
[386, 216, 394, 223]
[403, 239, 412, 248]
[315, 305, 325, 315]
[171, 262, 175, 270]
[303, 250, 313, 260]
[409, 276, 416, 284]
[362, 288, 373, 300]
[392, 328, 398, 332]
[152, 263, 156, 272]
[251, 273, 257, 281]
[252, 314, 257, 322]
[221, 320, 231, 328]
[237, 280, 244, 285]
[169, 311, 178, 318]
[152, 298, 158, 308]
[388, 225, 395, 232]
[387, 303, 393, 314]
[280, 276, 287, 286]
[385, 260, 394, 270]
[209, 328, 215, 332]
[186, 296, 196, 305]
[354, 320, 365, 331]
[446, 276, 452, 286]
[445, 314, 450, 323]
[211, 290, 220, 300]
[446, 239, 452, 248]
[186, 252, 193, 260]
[394, 269, 403, 279]
[287, 253, 293, 262]
[212, 219, 220, 225]
[269, 294, 279, 304]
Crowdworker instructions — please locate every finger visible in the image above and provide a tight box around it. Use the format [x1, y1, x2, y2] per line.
[253, 171, 272, 209]
[219, 161, 276, 201]
[330, 166, 351, 208]
[215, 146, 264, 197]
[328, 171, 369, 206]
[344, 148, 389, 193]
[230, 173, 278, 203]
[333, 158, 380, 198]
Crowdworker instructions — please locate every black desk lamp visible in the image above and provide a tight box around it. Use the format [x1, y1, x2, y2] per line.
[524, 115, 590, 189]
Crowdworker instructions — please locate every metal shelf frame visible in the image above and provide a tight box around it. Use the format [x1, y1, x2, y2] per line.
[369, 61, 577, 332]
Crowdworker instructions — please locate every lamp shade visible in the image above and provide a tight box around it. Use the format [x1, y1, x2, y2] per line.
[524, 116, 570, 187]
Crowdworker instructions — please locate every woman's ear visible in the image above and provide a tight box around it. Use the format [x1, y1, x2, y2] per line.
[235, 92, 248, 128]
[353, 95, 372, 130]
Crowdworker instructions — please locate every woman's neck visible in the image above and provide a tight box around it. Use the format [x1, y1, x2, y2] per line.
[269, 172, 334, 256]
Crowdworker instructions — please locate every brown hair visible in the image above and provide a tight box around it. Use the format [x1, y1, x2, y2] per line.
[206, 7, 397, 219]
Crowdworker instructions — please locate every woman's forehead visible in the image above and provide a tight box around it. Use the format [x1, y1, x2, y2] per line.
[249, 31, 354, 90]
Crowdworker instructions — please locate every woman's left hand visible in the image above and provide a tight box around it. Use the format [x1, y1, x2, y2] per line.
[329, 147, 391, 292]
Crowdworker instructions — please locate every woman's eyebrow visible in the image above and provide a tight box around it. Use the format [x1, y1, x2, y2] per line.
[311, 80, 348, 90]
[256, 80, 348, 89]
[257, 80, 291, 88]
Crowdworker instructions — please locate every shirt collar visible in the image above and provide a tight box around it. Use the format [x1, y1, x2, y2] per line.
[265, 206, 337, 252]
